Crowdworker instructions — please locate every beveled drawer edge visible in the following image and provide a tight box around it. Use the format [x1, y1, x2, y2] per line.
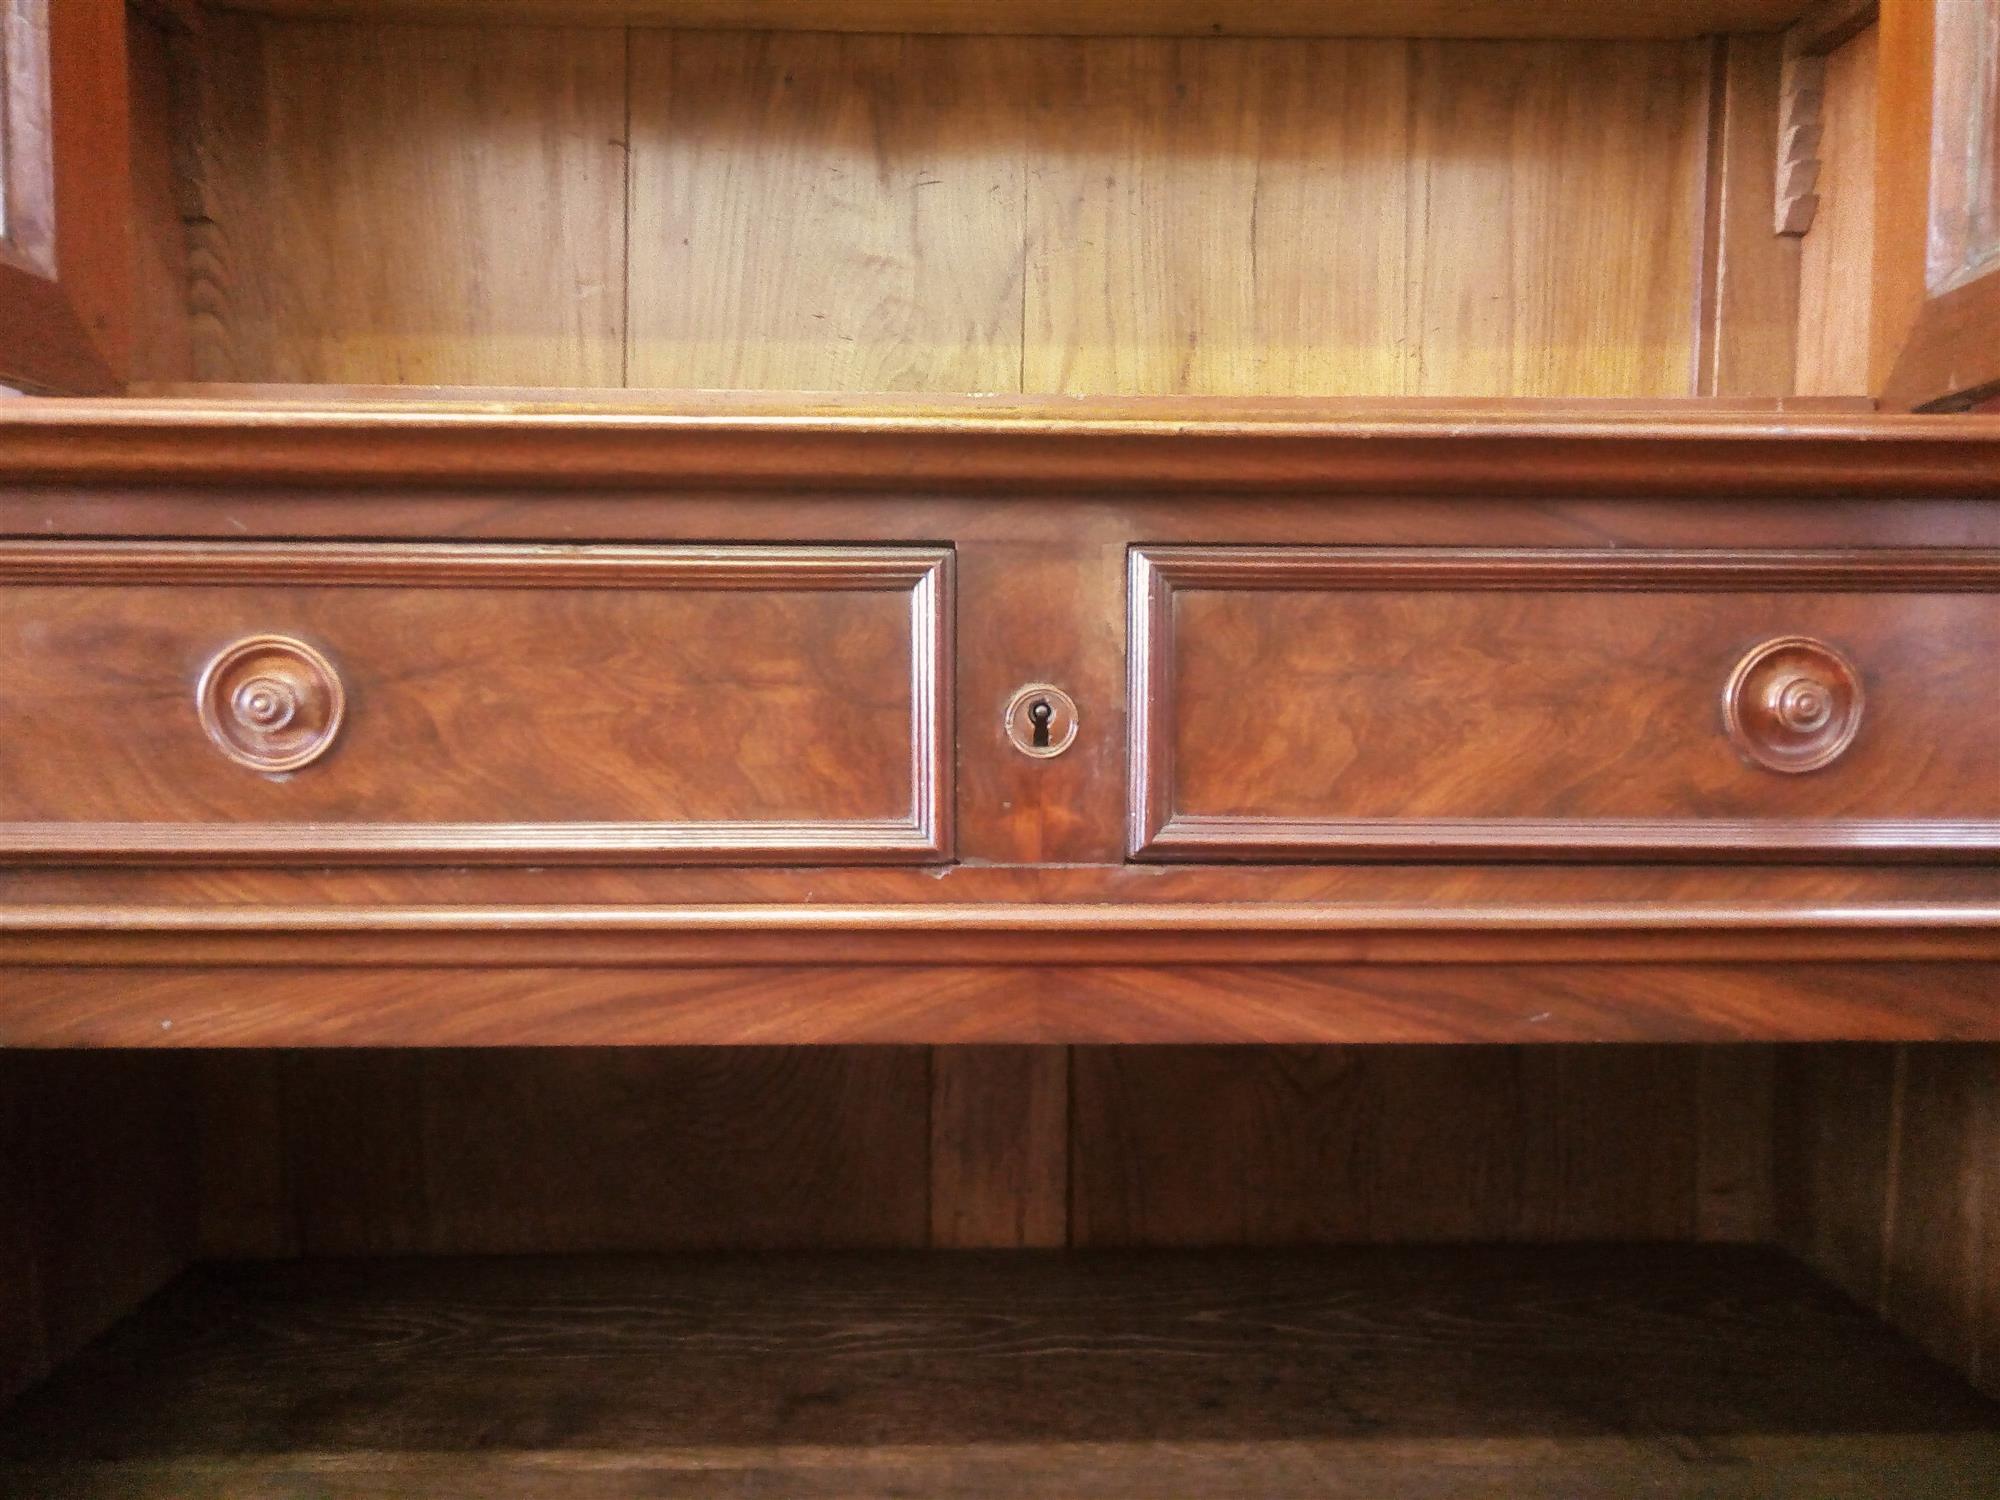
[0, 539, 950, 588]
[1127, 546, 2000, 862]
[1130, 545, 2000, 594]
[0, 819, 944, 865]
[1142, 815, 2000, 863]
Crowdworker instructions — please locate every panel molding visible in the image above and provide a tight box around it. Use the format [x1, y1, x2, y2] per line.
[1, 899, 1994, 968]
[1128, 546, 2000, 862]
[0, 542, 952, 865]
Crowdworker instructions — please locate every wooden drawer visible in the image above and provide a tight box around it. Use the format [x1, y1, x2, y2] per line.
[0, 542, 950, 863]
[1129, 547, 2000, 861]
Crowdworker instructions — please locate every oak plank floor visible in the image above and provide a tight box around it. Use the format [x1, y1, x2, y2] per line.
[1, 1246, 1995, 1498]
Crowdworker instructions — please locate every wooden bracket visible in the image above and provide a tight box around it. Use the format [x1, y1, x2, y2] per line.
[1774, 0, 1879, 237]
[1776, 51, 1827, 235]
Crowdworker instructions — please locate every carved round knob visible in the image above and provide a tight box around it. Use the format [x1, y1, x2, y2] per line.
[1723, 636, 1862, 774]
[197, 635, 345, 773]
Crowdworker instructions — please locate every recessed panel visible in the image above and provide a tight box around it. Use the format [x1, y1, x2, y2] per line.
[1129, 547, 2000, 861]
[0, 542, 950, 863]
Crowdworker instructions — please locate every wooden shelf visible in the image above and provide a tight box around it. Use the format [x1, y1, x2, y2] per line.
[2, 1246, 1994, 1497]
[203, 1, 1821, 41]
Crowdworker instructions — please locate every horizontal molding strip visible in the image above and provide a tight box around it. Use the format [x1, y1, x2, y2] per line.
[5, 399, 2000, 494]
[9, 901, 1994, 933]
[1132, 546, 2000, 590]
[0, 540, 950, 589]
[1143, 817, 2000, 863]
[0, 819, 945, 865]
[1, 900, 1994, 969]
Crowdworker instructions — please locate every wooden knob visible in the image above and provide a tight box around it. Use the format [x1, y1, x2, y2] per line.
[198, 635, 345, 773]
[1723, 636, 1862, 774]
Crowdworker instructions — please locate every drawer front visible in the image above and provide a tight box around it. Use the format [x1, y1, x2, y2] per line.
[1129, 547, 2000, 861]
[0, 542, 949, 863]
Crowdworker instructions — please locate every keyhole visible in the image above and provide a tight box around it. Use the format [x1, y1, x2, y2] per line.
[1028, 697, 1054, 749]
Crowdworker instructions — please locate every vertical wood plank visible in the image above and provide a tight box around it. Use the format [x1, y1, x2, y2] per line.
[1881, 1045, 1997, 1394]
[1983, 1052, 2000, 1399]
[1793, 24, 1877, 395]
[257, 1049, 932, 1256]
[1693, 33, 1801, 397]
[177, 23, 1721, 401]
[627, 31, 1026, 392]
[192, 1053, 298, 1260]
[193, 17, 627, 384]
[1405, 39, 1708, 396]
[1022, 38, 1409, 395]
[126, 12, 195, 384]
[284, 1052, 433, 1257]
[0, 1054, 54, 1406]
[1071, 1046, 1708, 1247]
[929, 1047, 1069, 1248]
[1775, 1043, 1898, 1307]
[1695, 1045, 1777, 1242]
[0, 1054, 194, 1404]
[1508, 1047, 1704, 1241]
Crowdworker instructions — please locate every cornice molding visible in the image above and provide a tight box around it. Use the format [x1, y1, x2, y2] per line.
[5, 399, 2000, 495]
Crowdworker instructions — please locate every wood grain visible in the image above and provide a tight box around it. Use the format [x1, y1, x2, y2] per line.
[628, 31, 1025, 392]
[1794, 24, 1877, 395]
[189, 17, 626, 385]
[0, 1053, 194, 1406]
[194, 1050, 932, 1258]
[1881, 1045, 1999, 1395]
[1131, 546, 2000, 860]
[1021, 38, 1407, 396]
[1778, 1044, 1899, 1304]
[1069, 1047, 1714, 1244]
[11, 397, 2000, 494]
[195, 1046, 956, 1268]
[7, 961, 1997, 1049]
[125, 11, 194, 384]
[0, 1057, 53, 1404]
[198, 0, 1825, 38]
[1780, 1043, 2000, 1401]
[930, 1047, 1069, 1249]
[275, 1050, 931, 1255]
[1697, 1046, 1779, 1241]
[190, 1052, 297, 1260]
[2, 1246, 1994, 1499]
[0, 542, 949, 863]
[1695, 34, 1801, 395]
[1404, 40, 1707, 396]
[170, 23, 1720, 398]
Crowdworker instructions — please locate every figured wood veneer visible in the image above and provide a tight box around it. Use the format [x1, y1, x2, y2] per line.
[1129, 546, 2000, 862]
[0, 541, 951, 864]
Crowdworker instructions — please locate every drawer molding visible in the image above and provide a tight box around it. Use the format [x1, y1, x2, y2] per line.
[1141, 815, 2000, 862]
[1129, 546, 2000, 863]
[0, 541, 953, 865]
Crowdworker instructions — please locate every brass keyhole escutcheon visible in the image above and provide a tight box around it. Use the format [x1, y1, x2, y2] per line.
[1004, 683, 1078, 759]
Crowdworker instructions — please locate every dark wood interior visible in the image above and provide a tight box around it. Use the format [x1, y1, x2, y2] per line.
[5, 1246, 1997, 1498]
